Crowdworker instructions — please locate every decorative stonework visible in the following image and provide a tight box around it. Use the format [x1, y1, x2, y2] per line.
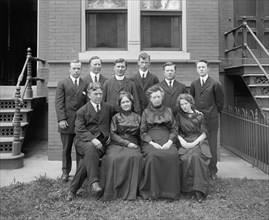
[255, 76, 269, 84]
[0, 100, 28, 109]
[0, 143, 12, 152]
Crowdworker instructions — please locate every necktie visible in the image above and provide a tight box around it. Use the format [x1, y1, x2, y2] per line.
[169, 81, 172, 88]
[96, 104, 100, 113]
[94, 75, 98, 82]
[74, 79, 78, 86]
[142, 73, 145, 79]
[201, 79, 204, 87]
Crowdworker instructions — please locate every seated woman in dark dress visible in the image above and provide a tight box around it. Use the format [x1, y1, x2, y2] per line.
[175, 93, 212, 203]
[99, 91, 143, 201]
[139, 85, 181, 200]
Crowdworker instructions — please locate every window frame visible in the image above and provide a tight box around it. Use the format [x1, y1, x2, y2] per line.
[80, 0, 189, 61]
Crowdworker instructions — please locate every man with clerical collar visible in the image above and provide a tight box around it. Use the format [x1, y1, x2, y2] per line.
[102, 58, 141, 115]
[157, 62, 187, 116]
[131, 52, 159, 113]
[190, 59, 224, 180]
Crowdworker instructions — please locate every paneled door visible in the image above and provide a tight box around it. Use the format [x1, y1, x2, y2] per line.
[234, 0, 269, 58]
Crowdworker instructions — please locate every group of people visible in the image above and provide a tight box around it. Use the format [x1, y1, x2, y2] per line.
[55, 53, 224, 203]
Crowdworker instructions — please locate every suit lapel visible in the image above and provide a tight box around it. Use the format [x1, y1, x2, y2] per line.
[143, 72, 152, 89]
[171, 80, 179, 95]
[160, 80, 171, 94]
[67, 77, 78, 94]
[200, 77, 211, 93]
[99, 102, 106, 121]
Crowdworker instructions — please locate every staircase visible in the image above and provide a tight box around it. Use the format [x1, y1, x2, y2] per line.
[0, 86, 47, 169]
[225, 64, 269, 120]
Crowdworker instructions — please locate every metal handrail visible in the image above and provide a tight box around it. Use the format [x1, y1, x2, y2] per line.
[224, 18, 269, 80]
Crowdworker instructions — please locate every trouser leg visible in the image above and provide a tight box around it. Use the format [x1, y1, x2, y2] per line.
[60, 133, 75, 174]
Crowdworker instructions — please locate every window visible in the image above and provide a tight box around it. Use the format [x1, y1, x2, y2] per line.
[80, 0, 189, 61]
[141, 0, 182, 50]
[85, 0, 127, 50]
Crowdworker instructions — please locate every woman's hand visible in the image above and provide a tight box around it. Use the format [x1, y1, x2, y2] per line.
[162, 140, 173, 150]
[149, 141, 162, 149]
[127, 143, 138, 149]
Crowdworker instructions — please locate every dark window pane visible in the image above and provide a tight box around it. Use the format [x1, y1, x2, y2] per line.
[141, 14, 182, 50]
[86, 12, 127, 50]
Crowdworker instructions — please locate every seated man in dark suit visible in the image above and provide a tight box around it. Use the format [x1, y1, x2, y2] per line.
[67, 82, 114, 201]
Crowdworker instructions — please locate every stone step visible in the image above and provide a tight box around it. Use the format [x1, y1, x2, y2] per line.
[248, 83, 269, 87]
[0, 109, 33, 123]
[0, 122, 29, 137]
[0, 152, 24, 169]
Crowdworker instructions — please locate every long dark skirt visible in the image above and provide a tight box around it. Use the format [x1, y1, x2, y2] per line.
[180, 146, 210, 195]
[99, 137, 143, 201]
[139, 127, 181, 199]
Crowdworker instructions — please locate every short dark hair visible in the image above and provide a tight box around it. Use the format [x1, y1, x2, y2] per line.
[196, 59, 209, 66]
[70, 59, 81, 66]
[146, 85, 164, 99]
[163, 62, 176, 70]
[87, 82, 102, 93]
[176, 93, 195, 108]
[138, 52, 150, 61]
[89, 56, 101, 65]
[118, 91, 134, 108]
[114, 58, 127, 67]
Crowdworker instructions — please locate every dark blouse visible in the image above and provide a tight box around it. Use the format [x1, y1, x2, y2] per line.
[110, 111, 141, 147]
[176, 111, 208, 139]
[140, 104, 178, 143]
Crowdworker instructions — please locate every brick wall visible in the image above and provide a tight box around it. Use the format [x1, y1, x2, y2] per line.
[187, 0, 219, 60]
[41, 0, 221, 160]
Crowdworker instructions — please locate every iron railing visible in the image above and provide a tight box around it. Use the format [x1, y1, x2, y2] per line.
[12, 48, 46, 156]
[220, 106, 269, 174]
[224, 17, 269, 81]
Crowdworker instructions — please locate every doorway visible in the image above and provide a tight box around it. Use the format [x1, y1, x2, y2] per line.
[0, 0, 37, 85]
[234, 0, 269, 58]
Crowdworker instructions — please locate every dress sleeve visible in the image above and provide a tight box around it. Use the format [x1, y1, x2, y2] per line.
[200, 115, 209, 137]
[110, 115, 130, 147]
[168, 111, 178, 142]
[140, 110, 153, 143]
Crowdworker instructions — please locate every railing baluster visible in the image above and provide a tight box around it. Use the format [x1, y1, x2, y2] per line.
[26, 48, 33, 98]
[12, 87, 22, 156]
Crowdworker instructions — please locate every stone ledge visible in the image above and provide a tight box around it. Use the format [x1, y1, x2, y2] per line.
[0, 153, 25, 169]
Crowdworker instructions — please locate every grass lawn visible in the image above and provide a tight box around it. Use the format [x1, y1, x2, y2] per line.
[0, 176, 268, 219]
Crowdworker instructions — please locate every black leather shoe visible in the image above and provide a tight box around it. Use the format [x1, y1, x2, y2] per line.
[195, 191, 203, 203]
[211, 172, 217, 180]
[91, 182, 102, 198]
[66, 191, 76, 201]
[61, 173, 69, 182]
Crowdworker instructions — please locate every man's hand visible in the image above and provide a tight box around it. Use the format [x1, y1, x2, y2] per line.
[91, 138, 103, 149]
[59, 120, 68, 129]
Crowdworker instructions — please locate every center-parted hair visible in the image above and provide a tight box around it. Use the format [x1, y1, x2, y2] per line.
[114, 58, 128, 67]
[118, 91, 134, 108]
[163, 62, 176, 70]
[146, 85, 164, 99]
[138, 52, 150, 61]
[87, 82, 103, 93]
[176, 93, 195, 108]
[196, 59, 209, 66]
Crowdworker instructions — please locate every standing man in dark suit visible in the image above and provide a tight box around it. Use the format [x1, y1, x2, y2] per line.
[130, 52, 159, 113]
[190, 59, 224, 180]
[157, 62, 188, 116]
[55, 60, 88, 182]
[102, 58, 141, 114]
[67, 82, 114, 201]
[82, 56, 108, 85]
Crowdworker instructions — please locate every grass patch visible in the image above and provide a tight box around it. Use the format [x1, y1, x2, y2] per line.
[1, 175, 268, 219]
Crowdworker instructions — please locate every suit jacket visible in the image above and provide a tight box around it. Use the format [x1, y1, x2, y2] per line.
[190, 76, 224, 121]
[157, 80, 188, 116]
[102, 76, 141, 115]
[73, 101, 114, 145]
[55, 77, 88, 134]
[130, 71, 159, 112]
[82, 73, 108, 86]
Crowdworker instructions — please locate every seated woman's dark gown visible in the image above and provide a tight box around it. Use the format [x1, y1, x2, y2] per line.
[99, 111, 143, 200]
[175, 111, 212, 195]
[139, 104, 181, 199]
